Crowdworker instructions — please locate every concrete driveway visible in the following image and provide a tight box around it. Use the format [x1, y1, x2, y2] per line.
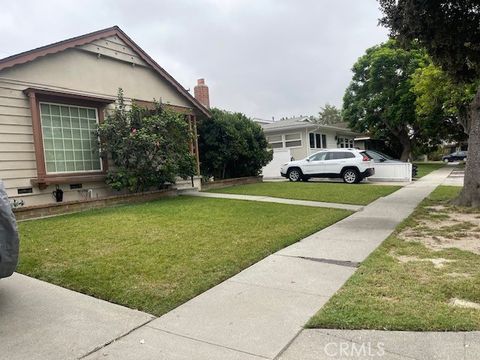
[0, 273, 154, 360]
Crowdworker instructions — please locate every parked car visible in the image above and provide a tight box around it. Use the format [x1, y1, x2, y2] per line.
[442, 151, 468, 163]
[280, 148, 375, 184]
[0, 181, 19, 279]
[363, 150, 418, 177]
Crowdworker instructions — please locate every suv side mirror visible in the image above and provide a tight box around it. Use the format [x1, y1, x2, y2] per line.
[379, 158, 386, 162]
[306, 158, 311, 162]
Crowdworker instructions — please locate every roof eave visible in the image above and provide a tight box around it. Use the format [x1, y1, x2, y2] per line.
[263, 123, 360, 135]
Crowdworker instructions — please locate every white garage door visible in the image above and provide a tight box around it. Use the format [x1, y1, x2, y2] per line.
[261, 148, 291, 179]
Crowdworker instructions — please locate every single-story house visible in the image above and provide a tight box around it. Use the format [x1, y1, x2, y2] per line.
[0, 26, 211, 207]
[262, 116, 360, 159]
[260, 116, 361, 178]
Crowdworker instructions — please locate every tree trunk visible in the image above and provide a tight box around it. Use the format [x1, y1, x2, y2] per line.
[398, 134, 412, 162]
[453, 87, 480, 207]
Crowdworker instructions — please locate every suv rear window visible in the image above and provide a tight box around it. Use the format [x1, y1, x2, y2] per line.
[327, 151, 355, 160]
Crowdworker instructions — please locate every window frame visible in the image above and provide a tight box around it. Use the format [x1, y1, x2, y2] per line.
[308, 131, 326, 149]
[39, 101, 103, 175]
[24, 88, 113, 189]
[337, 136, 355, 148]
[284, 132, 302, 148]
[267, 132, 302, 149]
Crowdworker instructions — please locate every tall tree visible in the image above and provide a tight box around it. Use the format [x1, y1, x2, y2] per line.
[343, 40, 452, 161]
[317, 104, 343, 125]
[379, 0, 480, 206]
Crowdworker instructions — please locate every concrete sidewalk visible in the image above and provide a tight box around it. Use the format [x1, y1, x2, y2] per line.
[278, 329, 479, 360]
[0, 273, 154, 360]
[442, 167, 464, 187]
[85, 167, 453, 359]
[180, 190, 364, 212]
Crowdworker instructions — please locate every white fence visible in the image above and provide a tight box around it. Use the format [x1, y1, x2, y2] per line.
[369, 162, 412, 182]
[261, 148, 291, 178]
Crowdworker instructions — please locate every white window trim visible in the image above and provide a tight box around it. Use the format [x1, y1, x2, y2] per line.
[308, 131, 326, 149]
[267, 132, 303, 149]
[284, 132, 302, 148]
[336, 136, 355, 149]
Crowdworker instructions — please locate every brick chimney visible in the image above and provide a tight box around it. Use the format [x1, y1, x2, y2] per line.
[194, 78, 210, 108]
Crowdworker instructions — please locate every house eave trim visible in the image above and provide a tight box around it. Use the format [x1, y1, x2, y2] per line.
[23, 87, 116, 104]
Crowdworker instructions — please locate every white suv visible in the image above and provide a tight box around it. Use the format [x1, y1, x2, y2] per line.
[280, 149, 375, 184]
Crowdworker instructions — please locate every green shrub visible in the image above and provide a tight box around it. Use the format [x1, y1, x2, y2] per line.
[98, 90, 195, 192]
[198, 108, 272, 179]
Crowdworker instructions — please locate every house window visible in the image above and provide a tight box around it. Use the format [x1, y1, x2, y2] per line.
[267, 133, 302, 148]
[267, 134, 283, 149]
[309, 132, 326, 148]
[337, 137, 354, 148]
[39, 102, 102, 174]
[284, 133, 301, 147]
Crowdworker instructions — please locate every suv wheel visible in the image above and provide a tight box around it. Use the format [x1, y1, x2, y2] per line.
[287, 168, 302, 182]
[342, 169, 359, 184]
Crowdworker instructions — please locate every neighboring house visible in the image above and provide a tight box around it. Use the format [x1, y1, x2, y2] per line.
[261, 116, 361, 160]
[442, 140, 468, 155]
[0, 26, 210, 207]
[252, 117, 274, 125]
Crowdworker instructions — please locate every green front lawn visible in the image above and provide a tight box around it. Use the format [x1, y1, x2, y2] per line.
[18, 197, 350, 316]
[308, 186, 480, 331]
[208, 182, 401, 205]
[414, 162, 445, 178]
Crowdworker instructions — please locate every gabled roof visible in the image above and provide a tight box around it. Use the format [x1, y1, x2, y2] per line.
[261, 116, 314, 130]
[261, 116, 360, 135]
[0, 26, 211, 117]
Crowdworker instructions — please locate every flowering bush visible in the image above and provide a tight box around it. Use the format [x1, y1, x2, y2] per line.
[98, 90, 196, 192]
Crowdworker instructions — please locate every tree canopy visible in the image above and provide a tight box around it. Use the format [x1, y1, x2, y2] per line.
[379, 0, 480, 83]
[317, 104, 342, 125]
[379, 0, 480, 206]
[198, 108, 272, 179]
[343, 40, 457, 160]
[412, 63, 476, 136]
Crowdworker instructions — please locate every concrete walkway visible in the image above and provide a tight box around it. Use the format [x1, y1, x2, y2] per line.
[278, 329, 479, 359]
[180, 190, 364, 212]
[443, 167, 464, 187]
[84, 167, 454, 359]
[0, 273, 154, 360]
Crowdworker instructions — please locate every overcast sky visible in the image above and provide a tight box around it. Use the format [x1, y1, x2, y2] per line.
[0, 0, 388, 119]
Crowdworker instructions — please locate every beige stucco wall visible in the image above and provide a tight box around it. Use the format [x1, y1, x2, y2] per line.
[0, 38, 197, 207]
